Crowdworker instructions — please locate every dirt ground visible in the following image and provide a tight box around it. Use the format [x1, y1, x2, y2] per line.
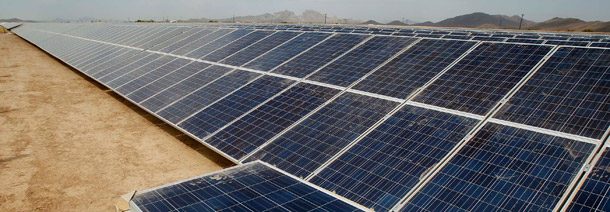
[0, 31, 233, 211]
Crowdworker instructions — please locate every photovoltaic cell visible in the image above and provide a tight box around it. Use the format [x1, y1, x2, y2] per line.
[201, 30, 274, 62]
[169, 29, 234, 56]
[185, 29, 252, 59]
[131, 161, 364, 212]
[494, 47, 610, 139]
[545, 40, 590, 47]
[413, 43, 552, 115]
[221, 31, 301, 66]
[271, 33, 370, 78]
[506, 38, 546, 44]
[147, 27, 203, 51]
[245, 92, 399, 178]
[204, 83, 341, 160]
[156, 70, 260, 124]
[158, 28, 216, 54]
[590, 42, 610, 48]
[311, 105, 478, 211]
[243, 32, 331, 71]
[566, 148, 610, 212]
[140, 65, 232, 112]
[471, 37, 505, 42]
[402, 123, 595, 212]
[353, 39, 477, 99]
[178, 76, 295, 138]
[127, 61, 210, 103]
[98, 53, 161, 84]
[306, 36, 417, 87]
[116, 58, 191, 96]
[106, 55, 175, 89]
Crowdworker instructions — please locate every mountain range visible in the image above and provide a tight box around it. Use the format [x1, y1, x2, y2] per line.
[188, 10, 360, 24]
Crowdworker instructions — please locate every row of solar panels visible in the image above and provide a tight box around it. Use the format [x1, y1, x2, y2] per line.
[0, 22, 22, 30]
[15, 22, 610, 48]
[11, 23, 610, 211]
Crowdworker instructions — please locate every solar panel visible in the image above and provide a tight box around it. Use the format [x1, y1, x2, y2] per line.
[116, 58, 192, 95]
[130, 161, 367, 212]
[158, 28, 216, 54]
[243, 32, 331, 71]
[140, 65, 233, 112]
[353, 39, 477, 99]
[412, 43, 552, 115]
[245, 92, 399, 178]
[185, 29, 252, 59]
[99, 53, 161, 84]
[178, 75, 295, 138]
[170, 29, 234, 56]
[400, 123, 595, 211]
[590, 42, 610, 48]
[106, 55, 175, 89]
[506, 38, 545, 44]
[271, 33, 370, 78]
[306, 36, 418, 87]
[156, 70, 260, 123]
[494, 47, 610, 139]
[204, 82, 341, 160]
[545, 40, 590, 47]
[221, 31, 301, 66]
[310, 104, 479, 211]
[565, 148, 610, 212]
[201, 30, 274, 62]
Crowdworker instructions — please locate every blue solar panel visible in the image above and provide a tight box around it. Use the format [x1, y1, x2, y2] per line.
[147, 27, 204, 51]
[158, 28, 216, 54]
[306, 36, 417, 87]
[116, 58, 191, 96]
[442, 35, 472, 40]
[106, 55, 175, 89]
[590, 42, 610, 48]
[472, 36, 505, 41]
[271, 34, 370, 78]
[170, 29, 234, 56]
[245, 92, 399, 178]
[131, 161, 365, 212]
[186, 29, 252, 59]
[221, 31, 301, 66]
[566, 148, 610, 212]
[506, 38, 546, 44]
[178, 76, 295, 138]
[413, 43, 552, 115]
[202, 30, 274, 62]
[353, 39, 476, 99]
[571, 37, 600, 42]
[203, 83, 340, 160]
[127, 61, 210, 103]
[98, 53, 160, 83]
[545, 40, 590, 47]
[310, 105, 479, 211]
[401, 123, 595, 212]
[495, 47, 610, 139]
[157, 70, 260, 124]
[140, 65, 232, 112]
[243, 32, 331, 71]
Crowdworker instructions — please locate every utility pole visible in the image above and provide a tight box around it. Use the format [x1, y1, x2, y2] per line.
[518, 14, 524, 30]
[324, 14, 327, 24]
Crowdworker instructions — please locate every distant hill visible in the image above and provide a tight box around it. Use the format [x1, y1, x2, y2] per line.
[386, 20, 407, 26]
[0, 18, 35, 23]
[413, 12, 535, 29]
[361, 20, 382, 25]
[203, 10, 360, 24]
[527, 17, 610, 32]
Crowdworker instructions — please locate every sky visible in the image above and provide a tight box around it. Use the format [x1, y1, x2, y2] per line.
[1, 0, 609, 23]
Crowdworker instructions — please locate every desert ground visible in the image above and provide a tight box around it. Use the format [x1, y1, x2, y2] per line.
[0, 30, 233, 211]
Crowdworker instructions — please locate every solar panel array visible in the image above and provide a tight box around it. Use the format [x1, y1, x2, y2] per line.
[0, 22, 22, 30]
[10, 22, 610, 212]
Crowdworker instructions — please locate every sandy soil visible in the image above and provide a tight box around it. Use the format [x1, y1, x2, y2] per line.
[0, 31, 233, 211]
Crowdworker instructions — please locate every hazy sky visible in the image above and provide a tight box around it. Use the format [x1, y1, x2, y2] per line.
[1, 0, 609, 23]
